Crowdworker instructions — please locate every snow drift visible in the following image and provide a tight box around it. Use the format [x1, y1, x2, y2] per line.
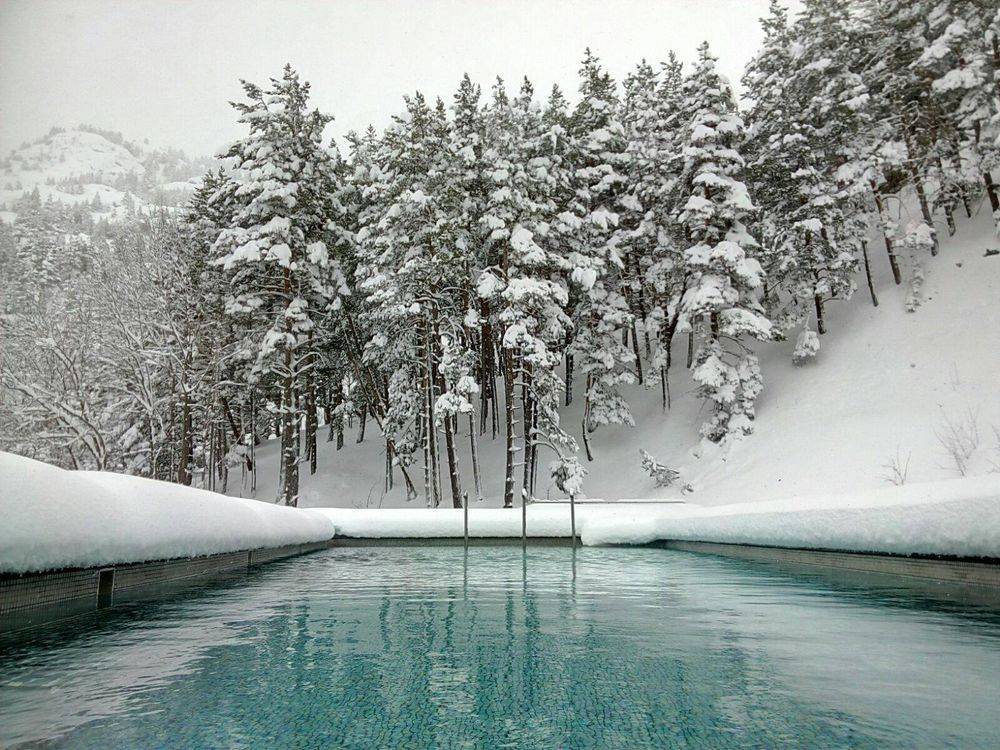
[0, 452, 336, 574]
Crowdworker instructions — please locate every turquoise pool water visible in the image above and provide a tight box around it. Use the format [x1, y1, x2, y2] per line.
[2, 546, 1000, 748]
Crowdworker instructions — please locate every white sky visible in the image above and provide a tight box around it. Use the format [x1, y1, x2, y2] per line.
[0, 0, 786, 157]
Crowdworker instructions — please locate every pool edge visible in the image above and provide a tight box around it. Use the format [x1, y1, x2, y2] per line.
[0, 539, 332, 631]
[648, 540, 1000, 588]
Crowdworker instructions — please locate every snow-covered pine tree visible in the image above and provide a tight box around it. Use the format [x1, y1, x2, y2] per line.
[213, 66, 349, 506]
[743, 0, 796, 319]
[356, 92, 467, 507]
[641, 52, 689, 406]
[563, 49, 636, 460]
[619, 59, 660, 384]
[769, 0, 868, 341]
[915, 1, 1000, 233]
[675, 42, 772, 441]
[448, 73, 494, 455]
[865, 0, 943, 254]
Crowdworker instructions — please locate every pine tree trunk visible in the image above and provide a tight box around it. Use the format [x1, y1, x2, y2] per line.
[324, 393, 334, 443]
[872, 184, 902, 285]
[490, 369, 499, 440]
[249, 390, 257, 493]
[659, 285, 684, 410]
[911, 171, 938, 255]
[356, 404, 367, 444]
[521, 362, 533, 503]
[218, 422, 229, 494]
[479, 301, 493, 435]
[985, 171, 1000, 214]
[421, 411, 431, 507]
[943, 196, 957, 236]
[468, 412, 483, 502]
[564, 348, 574, 406]
[502, 347, 516, 509]
[861, 238, 879, 307]
[686, 330, 695, 369]
[581, 374, 594, 462]
[306, 344, 317, 475]
[431, 316, 445, 506]
[814, 294, 826, 335]
[424, 327, 440, 508]
[992, 35, 1000, 99]
[899, 103, 939, 255]
[936, 155, 959, 235]
[178, 390, 192, 486]
[385, 440, 394, 493]
[330, 387, 344, 451]
[629, 252, 651, 357]
[960, 187, 973, 218]
[630, 320, 643, 384]
[295, 389, 302, 456]
[206, 418, 215, 492]
[444, 412, 462, 509]
[280, 265, 299, 507]
[281, 371, 299, 506]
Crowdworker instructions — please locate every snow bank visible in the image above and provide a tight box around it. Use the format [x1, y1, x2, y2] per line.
[582, 475, 1000, 558]
[317, 476, 1000, 559]
[0, 452, 336, 574]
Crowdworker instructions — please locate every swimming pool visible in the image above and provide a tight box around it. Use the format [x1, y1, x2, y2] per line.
[2, 545, 999, 748]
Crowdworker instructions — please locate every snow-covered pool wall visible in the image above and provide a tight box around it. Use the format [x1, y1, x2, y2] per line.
[581, 475, 1000, 558]
[0, 452, 336, 574]
[4, 449, 998, 575]
[316, 475, 1000, 560]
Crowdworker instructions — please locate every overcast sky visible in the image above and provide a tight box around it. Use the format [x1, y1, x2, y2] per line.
[1, 0, 785, 157]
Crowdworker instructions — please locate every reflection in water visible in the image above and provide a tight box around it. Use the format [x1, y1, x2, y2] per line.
[2, 546, 1000, 748]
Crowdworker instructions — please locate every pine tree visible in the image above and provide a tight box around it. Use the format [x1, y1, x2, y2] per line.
[676, 42, 772, 441]
[565, 49, 636, 460]
[213, 66, 349, 506]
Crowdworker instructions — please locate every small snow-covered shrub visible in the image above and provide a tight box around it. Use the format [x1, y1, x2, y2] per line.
[639, 449, 679, 487]
[792, 328, 819, 365]
[935, 408, 980, 476]
[881, 447, 911, 486]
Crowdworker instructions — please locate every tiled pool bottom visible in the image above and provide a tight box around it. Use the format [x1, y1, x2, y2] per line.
[2, 547, 1000, 749]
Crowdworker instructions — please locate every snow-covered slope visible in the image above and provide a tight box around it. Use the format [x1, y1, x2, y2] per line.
[4, 130, 145, 183]
[0, 452, 335, 574]
[230, 208, 1000, 511]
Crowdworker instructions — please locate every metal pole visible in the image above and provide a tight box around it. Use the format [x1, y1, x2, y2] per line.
[463, 491, 469, 548]
[522, 487, 527, 550]
[570, 493, 577, 549]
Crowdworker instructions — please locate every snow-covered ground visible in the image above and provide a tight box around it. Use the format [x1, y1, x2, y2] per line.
[232, 208, 1000, 511]
[0, 452, 335, 574]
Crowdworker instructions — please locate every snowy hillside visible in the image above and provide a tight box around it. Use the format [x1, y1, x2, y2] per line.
[4, 130, 145, 183]
[231, 209, 1000, 510]
[0, 127, 208, 224]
